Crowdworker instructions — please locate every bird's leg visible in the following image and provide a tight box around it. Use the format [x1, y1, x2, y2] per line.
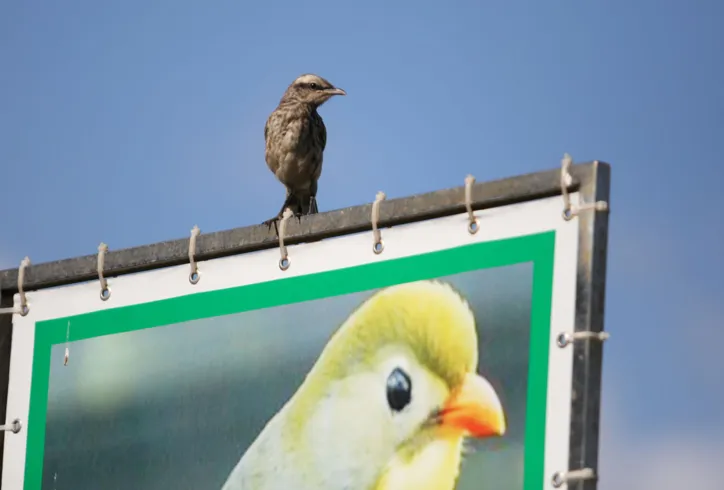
[293, 199, 304, 224]
[284, 192, 304, 223]
[308, 195, 319, 215]
[308, 181, 319, 216]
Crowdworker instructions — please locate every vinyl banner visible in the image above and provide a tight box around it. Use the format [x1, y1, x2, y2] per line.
[3, 194, 579, 490]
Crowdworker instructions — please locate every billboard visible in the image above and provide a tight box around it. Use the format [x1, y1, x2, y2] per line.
[0, 161, 611, 490]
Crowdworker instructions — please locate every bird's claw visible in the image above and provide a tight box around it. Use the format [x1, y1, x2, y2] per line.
[263, 209, 304, 235]
[262, 217, 281, 236]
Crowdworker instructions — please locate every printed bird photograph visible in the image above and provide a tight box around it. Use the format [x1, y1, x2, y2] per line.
[41, 263, 534, 490]
[221, 280, 506, 490]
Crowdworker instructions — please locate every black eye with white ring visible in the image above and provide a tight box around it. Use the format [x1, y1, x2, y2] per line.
[386, 367, 412, 412]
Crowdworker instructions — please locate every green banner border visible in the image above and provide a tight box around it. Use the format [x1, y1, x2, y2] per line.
[24, 231, 556, 490]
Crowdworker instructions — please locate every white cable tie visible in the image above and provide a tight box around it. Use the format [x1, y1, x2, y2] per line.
[464, 175, 479, 234]
[278, 207, 293, 271]
[552, 468, 596, 487]
[561, 153, 574, 215]
[371, 191, 386, 254]
[0, 418, 22, 434]
[561, 153, 609, 221]
[557, 330, 610, 348]
[97, 242, 110, 301]
[0, 256, 31, 316]
[64, 320, 71, 366]
[188, 225, 201, 285]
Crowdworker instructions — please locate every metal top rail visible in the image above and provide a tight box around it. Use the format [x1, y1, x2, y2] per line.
[0, 162, 604, 295]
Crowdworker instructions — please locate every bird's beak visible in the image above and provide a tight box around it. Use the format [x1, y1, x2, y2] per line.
[325, 87, 346, 96]
[438, 373, 506, 438]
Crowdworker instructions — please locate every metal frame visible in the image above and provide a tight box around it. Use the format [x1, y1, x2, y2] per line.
[0, 161, 611, 489]
[567, 161, 611, 490]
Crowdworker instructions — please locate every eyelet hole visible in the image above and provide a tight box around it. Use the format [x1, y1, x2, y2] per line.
[279, 257, 290, 271]
[189, 271, 200, 285]
[468, 219, 479, 234]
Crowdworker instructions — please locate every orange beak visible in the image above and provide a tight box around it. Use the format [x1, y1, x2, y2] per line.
[439, 373, 506, 438]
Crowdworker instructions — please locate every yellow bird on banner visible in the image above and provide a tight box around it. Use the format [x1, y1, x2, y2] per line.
[220, 280, 506, 490]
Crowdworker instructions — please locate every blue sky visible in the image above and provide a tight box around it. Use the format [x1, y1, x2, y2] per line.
[1, 1, 723, 488]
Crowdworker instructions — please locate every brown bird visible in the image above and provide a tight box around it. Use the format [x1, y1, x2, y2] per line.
[262, 74, 346, 229]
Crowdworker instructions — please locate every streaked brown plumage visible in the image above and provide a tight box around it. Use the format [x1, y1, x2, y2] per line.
[263, 74, 346, 228]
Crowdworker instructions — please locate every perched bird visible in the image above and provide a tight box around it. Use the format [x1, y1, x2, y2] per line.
[220, 280, 506, 490]
[262, 73, 346, 228]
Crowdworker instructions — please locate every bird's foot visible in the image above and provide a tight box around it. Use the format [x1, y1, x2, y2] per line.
[263, 208, 304, 234]
[289, 208, 304, 224]
[262, 216, 281, 236]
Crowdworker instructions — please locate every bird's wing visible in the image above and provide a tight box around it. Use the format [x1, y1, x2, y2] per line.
[263, 114, 280, 174]
[317, 114, 327, 151]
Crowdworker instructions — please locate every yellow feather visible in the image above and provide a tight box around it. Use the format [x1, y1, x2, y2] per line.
[318, 280, 477, 385]
[374, 436, 464, 490]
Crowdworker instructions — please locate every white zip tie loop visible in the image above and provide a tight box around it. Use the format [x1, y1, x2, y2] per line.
[371, 191, 386, 254]
[557, 331, 610, 348]
[464, 175, 479, 234]
[97, 242, 110, 301]
[188, 225, 201, 285]
[17, 257, 30, 315]
[278, 207, 293, 271]
[64, 320, 71, 366]
[0, 418, 22, 434]
[561, 153, 609, 220]
[560, 153, 574, 217]
[0, 257, 31, 316]
[552, 468, 596, 487]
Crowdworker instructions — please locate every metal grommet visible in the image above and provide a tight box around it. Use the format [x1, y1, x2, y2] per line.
[556, 332, 570, 348]
[279, 257, 290, 271]
[467, 219, 479, 234]
[100, 287, 111, 301]
[20, 304, 29, 317]
[1, 418, 23, 434]
[373, 240, 384, 254]
[551, 472, 565, 488]
[562, 207, 574, 221]
[189, 271, 201, 285]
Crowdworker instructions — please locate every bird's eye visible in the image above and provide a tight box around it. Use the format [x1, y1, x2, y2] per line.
[309, 82, 318, 89]
[386, 367, 412, 412]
